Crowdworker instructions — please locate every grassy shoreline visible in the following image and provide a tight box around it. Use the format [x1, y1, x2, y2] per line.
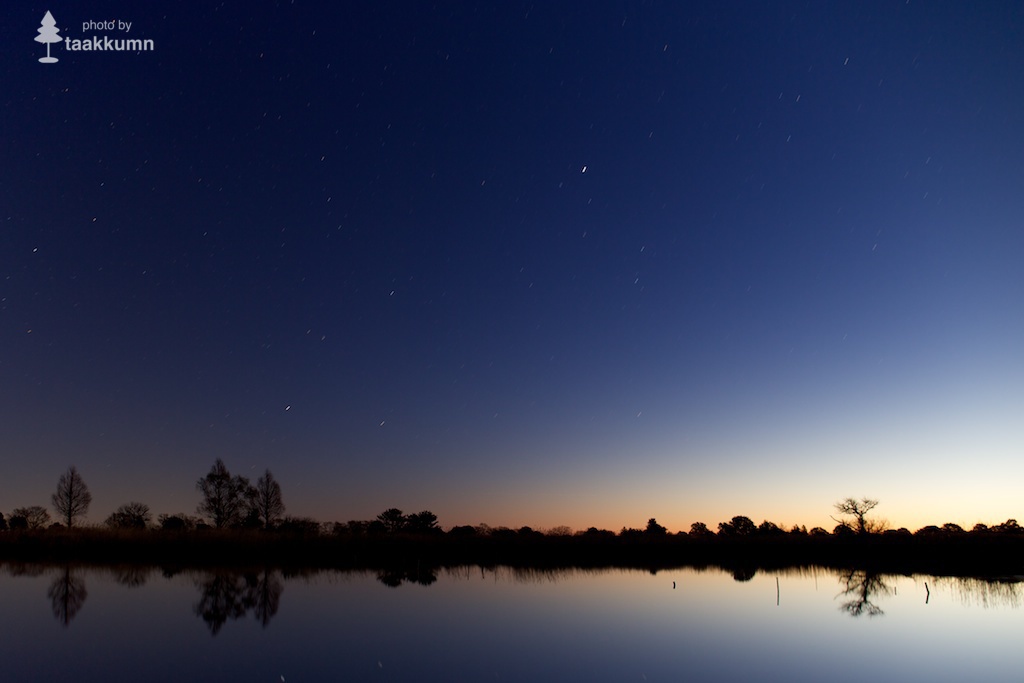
[2, 528, 1023, 577]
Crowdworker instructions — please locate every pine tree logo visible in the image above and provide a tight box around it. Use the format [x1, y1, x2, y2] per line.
[36, 11, 61, 64]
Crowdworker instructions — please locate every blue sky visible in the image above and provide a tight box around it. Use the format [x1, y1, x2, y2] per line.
[3, 2, 1022, 532]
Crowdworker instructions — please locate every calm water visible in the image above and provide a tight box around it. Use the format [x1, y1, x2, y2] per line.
[1, 563, 1022, 682]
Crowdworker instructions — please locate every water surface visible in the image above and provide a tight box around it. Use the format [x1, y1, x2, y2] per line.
[1, 564, 1021, 682]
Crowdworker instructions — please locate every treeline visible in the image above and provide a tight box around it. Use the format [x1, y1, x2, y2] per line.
[0, 461, 448, 538]
[3, 467, 1023, 550]
[4, 515, 1024, 578]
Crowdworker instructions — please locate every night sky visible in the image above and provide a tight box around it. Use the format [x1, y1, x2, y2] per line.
[4, 2, 1023, 532]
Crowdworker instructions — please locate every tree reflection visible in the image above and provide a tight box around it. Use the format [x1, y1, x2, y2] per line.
[48, 566, 88, 626]
[836, 569, 890, 618]
[376, 565, 438, 588]
[193, 569, 283, 634]
[926, 575, 1024, 609]
[731, 566, 757, 582]
[2, 563, 47, 578]
[253, 569, 284, 626]
[114, 566, 152, 588]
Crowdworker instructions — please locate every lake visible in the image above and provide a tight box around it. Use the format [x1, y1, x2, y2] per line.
[1, 563, 1021, 682]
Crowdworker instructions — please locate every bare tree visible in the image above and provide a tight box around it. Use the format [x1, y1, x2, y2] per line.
[12, 505, 51, 530]
[249, 469, 285, 530]
[52, 466, 92, 528]
[196, 459, 252, 528]
[832, 497, 879, 535]
[105, 501, 152, 530]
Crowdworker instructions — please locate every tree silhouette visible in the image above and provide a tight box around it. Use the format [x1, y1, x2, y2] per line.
[645, 518, 668, 536]
[52, 466, 92, 528]
[996, 519, 1022, 534]
[105, 501, 151, 529]
[689, 521, 712, 536]
[405, 510, 440, 534]
[377, 508, 407, 533]
[757, 520, 785, 536]
[277, 516, 320, 535]
[13, 505, 51, 530]
[717, 515, 756, 537]
[832, 497, 879, 535]
[250, 469, 285, 530]
[196, 459, 252, 528]
[158, 513, 197, 531]
[48, 567, 87, 626]
[35, 11, 61, 64]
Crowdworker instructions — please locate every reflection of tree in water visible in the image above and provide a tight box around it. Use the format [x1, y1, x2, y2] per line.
[443, 565, 612, 585]
[253, 569, 284, 626]
[48, 566, 88, 626]
[193, 569, 283, 634]
[114, 566, 152, 588]
[377, 569, 405, 588]
[3, 563, 47, 578]
[926, 576, 1024, 609]
[731, 566, 757, 582]
[376, 566, 438, 588]
[194, 574, 249, 634]
[836, 569, 890, 618]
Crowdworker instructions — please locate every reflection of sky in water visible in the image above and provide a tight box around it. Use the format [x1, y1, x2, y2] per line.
[0, 565, 1022, 682]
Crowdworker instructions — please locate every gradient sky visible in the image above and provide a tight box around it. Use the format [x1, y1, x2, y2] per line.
[3, 2, 1022, 533]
